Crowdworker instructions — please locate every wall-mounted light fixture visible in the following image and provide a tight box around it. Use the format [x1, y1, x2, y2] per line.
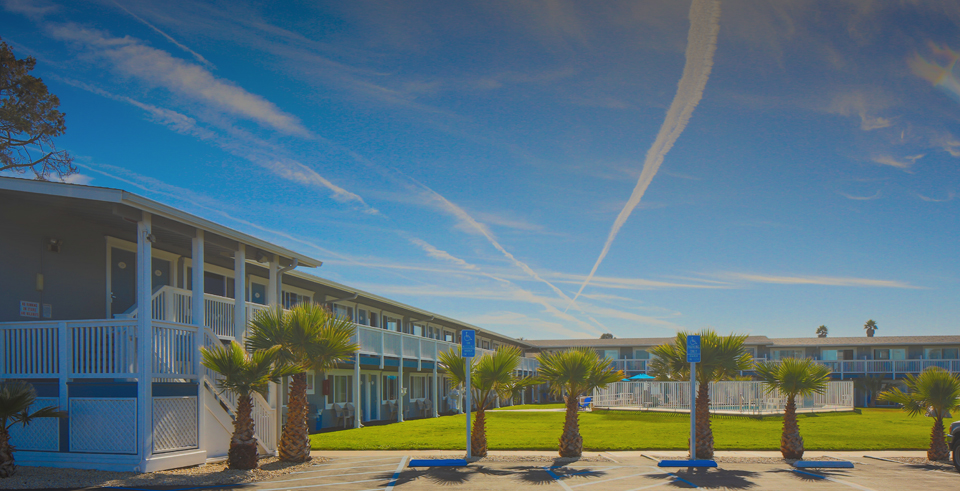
[47, 238, 63, 253]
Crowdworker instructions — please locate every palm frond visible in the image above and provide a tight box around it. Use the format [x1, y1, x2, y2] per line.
[755, 358, 832, 398]
[879, 367, 960, 418]
[536, 348, 622, 400]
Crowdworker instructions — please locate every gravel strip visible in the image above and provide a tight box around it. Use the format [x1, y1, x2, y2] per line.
[645, 454, 845, 464]
[417, 454, 613, 463]
[885, 457, 955, 471]
[2, 456, 322, 490]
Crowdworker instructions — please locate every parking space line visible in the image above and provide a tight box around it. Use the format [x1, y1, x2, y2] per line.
[543, 467, 574, 491]
[666, 472, 698, 488]
[291, 463, 397, 474]
[256, 477, 386, 491]
[280, 469, 399, 479]
[622, 482, 673, 491]
[791, 469, 877, 491]
[384, 456, 408, 491]
[568, 471, 662, 488]
[311, 457, 401, 467]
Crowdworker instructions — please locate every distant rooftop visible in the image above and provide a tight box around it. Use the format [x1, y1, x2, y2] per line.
[524, 335, 960, 348]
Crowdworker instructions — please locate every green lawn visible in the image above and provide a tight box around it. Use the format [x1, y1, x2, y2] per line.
[490, 403, 565, 411]
[310, 408, 936, 451]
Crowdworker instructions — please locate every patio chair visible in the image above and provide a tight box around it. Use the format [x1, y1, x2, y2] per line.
[421, 399, 433, 418]
[385, 400, 398, 420]
[343, 403, 356, 427]
[332, 403, 345, 426]
[578, 396, 592, 411]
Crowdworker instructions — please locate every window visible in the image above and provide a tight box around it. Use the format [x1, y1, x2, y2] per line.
[357, 309, 368, 325]
[332, 375, 352, 404]
[282, 291, 309, 309]
[382, 375, 398, 400]
[370, 311, 379, 328]
[444, 331, 454, 342]
[634, 349, 650, 360]
[332, 304, 353, 321]
[306, 371, 315, 395]
[186, 268, 235, 298]
[411, 375, 429, 400]
[773, 349, 804, 360]
[603, 350, 619, 360]
[385, 316, 399, 331]
[250, 282, 266, 305]
[925, 348, 960, 360]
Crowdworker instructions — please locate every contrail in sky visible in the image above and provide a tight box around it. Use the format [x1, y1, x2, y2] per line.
[111, 0, 214, 68]
[567, 0, 722, 311]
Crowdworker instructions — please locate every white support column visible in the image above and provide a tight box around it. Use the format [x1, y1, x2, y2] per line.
[191, 230, 205, 455]
[398, 337, 404, 423]
[354, 353, 361, 429]
[136, 213, 153, 468]
[267, 255, 279, 307]
[432, 342, 439, 418]
[234, 244, 246, 341]
[192, 231, 205, 332]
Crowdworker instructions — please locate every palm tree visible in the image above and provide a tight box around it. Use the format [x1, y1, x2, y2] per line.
[879, 367, 960, 461]
[650, 330, 753, 459]
[201, 342, 297, 469]
[0, 381, 64, 478]
[816, 325, 828, 338]
[438, 346, 521, 457]
[536, 348, 623, 457]
[246, 303, 358, 462]
[864, 319, 878, 337]
[755, 358, 832, 459]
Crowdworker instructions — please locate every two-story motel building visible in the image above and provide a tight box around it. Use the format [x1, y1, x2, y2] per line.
[2, 176, 958, 473]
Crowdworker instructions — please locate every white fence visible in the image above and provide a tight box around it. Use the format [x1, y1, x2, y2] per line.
[592, 380, 854, 415]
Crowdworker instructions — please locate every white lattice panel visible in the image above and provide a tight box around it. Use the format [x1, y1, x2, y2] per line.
[153, 396, 198, 453]
[69, 398, 138, 454]
[9, 397, 60, 451]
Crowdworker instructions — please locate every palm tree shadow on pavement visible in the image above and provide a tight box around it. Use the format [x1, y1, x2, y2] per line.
[669, 468, 760, 489]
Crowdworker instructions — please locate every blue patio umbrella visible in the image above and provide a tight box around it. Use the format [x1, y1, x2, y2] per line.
[625, 373, 654, 381]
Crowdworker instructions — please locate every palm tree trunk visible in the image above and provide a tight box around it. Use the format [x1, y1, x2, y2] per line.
[229, 395, 260, 470]
[929, 417, 949, 461]
[0, 426, 15, 478]
[471, 405, 487, 457]
[558, 393, 583, 457]
[780, 395, 804, 459]
[694, 381, 714, 459]
[279, 372, 310, 462]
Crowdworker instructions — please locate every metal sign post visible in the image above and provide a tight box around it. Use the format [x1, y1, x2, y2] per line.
[461, 330, 476, 459]
[687, 335, 701, 461]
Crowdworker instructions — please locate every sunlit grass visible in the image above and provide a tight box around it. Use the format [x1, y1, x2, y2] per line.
[490, 403, 565, 411]
[310, 408, 934, 451]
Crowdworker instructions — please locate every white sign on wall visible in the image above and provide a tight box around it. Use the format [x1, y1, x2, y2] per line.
[19, 301, 40, 318]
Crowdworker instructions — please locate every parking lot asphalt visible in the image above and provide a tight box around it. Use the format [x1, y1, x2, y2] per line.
[241, 451, 959, 491]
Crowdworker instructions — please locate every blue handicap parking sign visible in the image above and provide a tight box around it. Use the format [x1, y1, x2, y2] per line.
[461, 329, 476, 357]
[687, 335, 701, 363]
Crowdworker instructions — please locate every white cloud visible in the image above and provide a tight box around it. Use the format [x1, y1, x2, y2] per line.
[570, 0, 722, 308]
[407, 237, 479, 270]
[837, 190, 881, 200]
[109, 0, 213, 68]
[62, 79, 378, 213]
[46, 23, 310, 137]
[872, 155, 918, 170]
[715, 272, 920, 289]
[62, 173, 94, 185]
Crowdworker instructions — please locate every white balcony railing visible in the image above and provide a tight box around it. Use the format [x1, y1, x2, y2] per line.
[608, 357, 960, 376]
[0, 319, 197, 379]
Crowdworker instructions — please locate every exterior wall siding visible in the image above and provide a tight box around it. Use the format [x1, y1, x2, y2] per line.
[0, 206, 113, 322]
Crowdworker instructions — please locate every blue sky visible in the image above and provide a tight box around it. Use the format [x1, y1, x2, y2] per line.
[3, 0, 959, 340]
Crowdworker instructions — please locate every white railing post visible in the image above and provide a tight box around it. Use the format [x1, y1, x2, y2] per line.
[433, 343, 439, 418]
[234, 245, 246, 341]
[58, 321, 69, 431]
[354, 351, 361, 429]
[398, 336, 404, 423]
[380, 330, 385, 369]
[136, 213, 153, 468]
